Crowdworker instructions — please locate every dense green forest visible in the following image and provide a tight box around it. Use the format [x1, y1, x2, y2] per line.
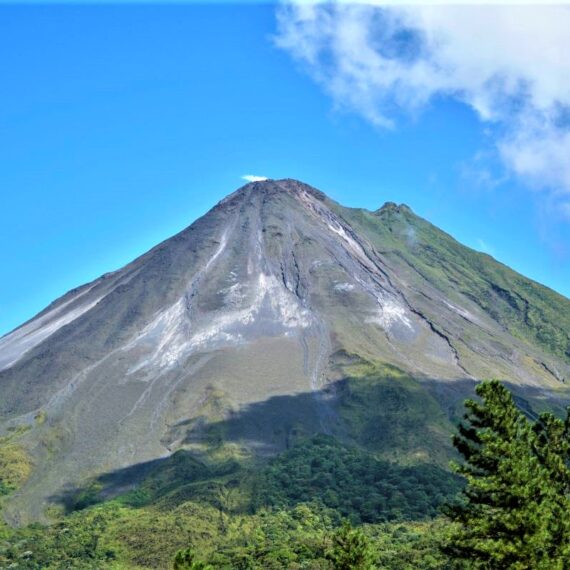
[1, 381, 569, 569]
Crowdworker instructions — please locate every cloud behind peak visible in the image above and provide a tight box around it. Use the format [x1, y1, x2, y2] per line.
[276, 3, 570, 215]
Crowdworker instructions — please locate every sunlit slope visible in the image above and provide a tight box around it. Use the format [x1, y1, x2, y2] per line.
[336, 200, 570, 385]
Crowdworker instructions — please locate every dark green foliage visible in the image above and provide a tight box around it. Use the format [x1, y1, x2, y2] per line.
[173, 547, 213, 569]
[529, 410, 570, 566]
[254, 435, 462, 523]
[444, 380, 570, 569]
[70, 482, 104, 511]
[0, 480, 12, 497]
[326, 521, 375, 570]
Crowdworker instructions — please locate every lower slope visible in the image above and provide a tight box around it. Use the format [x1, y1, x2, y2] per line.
[2, 360, 569, 568]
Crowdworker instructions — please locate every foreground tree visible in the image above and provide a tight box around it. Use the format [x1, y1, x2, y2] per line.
[444, 380, 570, 569]
[531, 410, 570, 563]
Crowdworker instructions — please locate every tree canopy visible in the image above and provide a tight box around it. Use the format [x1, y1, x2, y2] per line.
[444, 380, 570, 569]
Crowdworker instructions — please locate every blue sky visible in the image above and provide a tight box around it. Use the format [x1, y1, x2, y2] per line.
[1, 3, 569, 336]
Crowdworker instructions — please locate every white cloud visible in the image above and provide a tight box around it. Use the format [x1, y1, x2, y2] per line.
[242, 174, 269, 182]
[275, 3, 570, 213]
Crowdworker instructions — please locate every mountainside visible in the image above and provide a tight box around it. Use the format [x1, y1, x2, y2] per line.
[1, 178, 570, 524]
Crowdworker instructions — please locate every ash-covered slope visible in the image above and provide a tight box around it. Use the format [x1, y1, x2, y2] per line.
[1, 179, 569, 523]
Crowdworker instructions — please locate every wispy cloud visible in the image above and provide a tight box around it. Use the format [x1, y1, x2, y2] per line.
[275, 3, 570, 215]
[242, 174, 269, 182]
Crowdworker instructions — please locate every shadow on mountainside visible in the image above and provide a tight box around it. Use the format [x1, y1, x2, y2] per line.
[46, 374, 570, 520]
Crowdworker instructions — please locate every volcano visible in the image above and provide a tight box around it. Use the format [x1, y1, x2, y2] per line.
[1, 178, 569, 523]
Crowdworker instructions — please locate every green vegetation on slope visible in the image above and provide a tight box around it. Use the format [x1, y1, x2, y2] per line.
[0, 501, 453, 569]
[0, 432, 460, 569]
[2, 380, 568, 569]
[339, 202, 570, 364]
[335, 357, 454, 464]
[0, 428, 31, 498]
[254, 435, 462, 523]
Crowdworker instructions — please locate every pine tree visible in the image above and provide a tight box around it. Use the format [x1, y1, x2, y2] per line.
[531, 410, 570, 564]
[443, 380, 570, 569]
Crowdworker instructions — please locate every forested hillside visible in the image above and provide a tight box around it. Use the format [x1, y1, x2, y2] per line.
[2, 381, 569, 569]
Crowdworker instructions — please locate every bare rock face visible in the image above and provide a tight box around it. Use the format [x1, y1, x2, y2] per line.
[1, 178, 569, 523]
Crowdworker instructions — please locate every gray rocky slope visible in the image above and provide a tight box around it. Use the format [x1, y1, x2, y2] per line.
[1, 179, 569, 523]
